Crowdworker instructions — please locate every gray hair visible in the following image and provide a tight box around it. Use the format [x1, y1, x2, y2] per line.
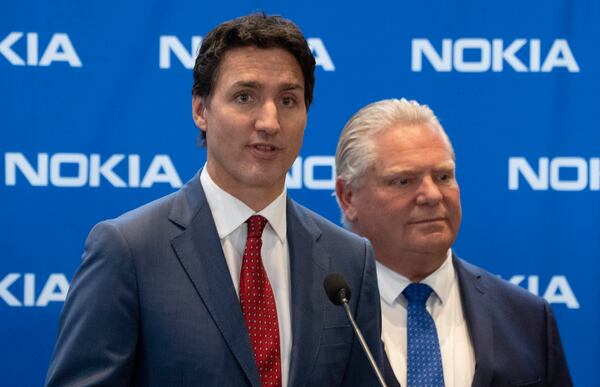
[335, 98, 454, 191]
[335, 98, 454, 227]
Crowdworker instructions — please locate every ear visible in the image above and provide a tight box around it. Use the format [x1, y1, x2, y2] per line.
[336, 177, 358, 222]
[192, 95, 208, 132]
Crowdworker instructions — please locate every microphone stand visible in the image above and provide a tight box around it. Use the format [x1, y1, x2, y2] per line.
[339, 292, 388, 387]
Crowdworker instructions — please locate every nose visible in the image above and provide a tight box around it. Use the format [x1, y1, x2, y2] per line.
[415, 175, 443, 206]
[255, 100, 280, 135]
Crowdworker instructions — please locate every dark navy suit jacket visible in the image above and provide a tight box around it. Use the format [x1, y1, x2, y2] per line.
[46, 173, 383, 386]
[383, 255, 572, 387]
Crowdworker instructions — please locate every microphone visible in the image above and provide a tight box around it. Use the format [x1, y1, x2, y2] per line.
[323, 274, 388, 387]
[324, 273, 352, 305]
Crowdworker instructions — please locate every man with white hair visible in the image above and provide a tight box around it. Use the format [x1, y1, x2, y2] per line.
[335, 98, 572, 387]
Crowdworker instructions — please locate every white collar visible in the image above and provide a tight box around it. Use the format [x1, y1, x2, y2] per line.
[200, 167, 287, 242]
[377, 249, 454, 305]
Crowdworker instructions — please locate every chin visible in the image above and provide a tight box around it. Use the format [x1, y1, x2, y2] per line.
[244, 172, 285, 189]
[413, 238, 452, 253]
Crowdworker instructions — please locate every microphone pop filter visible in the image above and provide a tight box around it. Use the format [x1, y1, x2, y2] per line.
[323, 273, 352, 305]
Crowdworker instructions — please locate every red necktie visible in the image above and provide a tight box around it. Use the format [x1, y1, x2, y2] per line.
[239, 215, 282, 387]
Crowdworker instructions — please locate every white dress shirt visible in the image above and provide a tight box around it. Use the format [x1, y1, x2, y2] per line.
[200, 168, 292, 387]
[377, 251, 475, 387]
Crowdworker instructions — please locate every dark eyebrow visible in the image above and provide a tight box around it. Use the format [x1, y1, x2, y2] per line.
[230, 81, 260, 89]
[280, 82, 304, 92]
[228, 81, 304, 92]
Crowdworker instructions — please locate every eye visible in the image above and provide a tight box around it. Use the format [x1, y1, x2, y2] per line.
[436, 172, 454, 183]
[388, 177, 411, 187]
[234, 92, 253, 104]
[281, 95, 297, 107]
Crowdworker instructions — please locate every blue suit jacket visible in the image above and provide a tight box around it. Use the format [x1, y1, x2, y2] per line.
[46, 173, 383, 386]
[383, 255, 572, 387]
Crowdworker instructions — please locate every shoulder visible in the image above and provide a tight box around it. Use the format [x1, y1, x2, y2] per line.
[110, 190, 179, 229]
[86, 175, 203, 263]
[93, 173, 203, 243]
[93, 190, 174, 236]
[81, 191, 178, 261]
[454, 256, 547, 309]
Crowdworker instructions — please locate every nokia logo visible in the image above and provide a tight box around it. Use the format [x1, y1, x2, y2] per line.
[159, 36, 335, 71]
[0, 273, 69, 307]
[509, 157, 600, 191]
[0, 32, 82, 67]
[412, 38, 579, 73]
[4, 153, 182, 188]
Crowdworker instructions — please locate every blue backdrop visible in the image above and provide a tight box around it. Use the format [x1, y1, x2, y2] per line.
[1, 1, 597, 385]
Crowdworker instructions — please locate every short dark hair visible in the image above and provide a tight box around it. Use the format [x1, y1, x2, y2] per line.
[192, 13, 316, 145]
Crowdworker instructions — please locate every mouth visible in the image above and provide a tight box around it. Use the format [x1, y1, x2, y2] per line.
[248, 143, 281, 159]
[410, 217, 446, 225]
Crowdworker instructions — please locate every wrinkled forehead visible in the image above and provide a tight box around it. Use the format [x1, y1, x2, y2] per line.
[373, 122, 454, 153]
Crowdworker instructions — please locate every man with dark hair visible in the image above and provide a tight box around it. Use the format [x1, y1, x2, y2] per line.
[46, 13, 383, 387]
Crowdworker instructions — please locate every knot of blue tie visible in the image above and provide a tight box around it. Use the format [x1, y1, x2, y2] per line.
[402, 283, 445, 387]
[402, 283, 433, 305]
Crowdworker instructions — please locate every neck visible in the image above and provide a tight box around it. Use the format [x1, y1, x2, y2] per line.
[378, 250, 448, 282]
[206, 168, 284, 212]
[234, 186, 283, 212]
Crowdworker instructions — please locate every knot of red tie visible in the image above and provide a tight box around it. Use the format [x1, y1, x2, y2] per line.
[247, 215, 268, 238]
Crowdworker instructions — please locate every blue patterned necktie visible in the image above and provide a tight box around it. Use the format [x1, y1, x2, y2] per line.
[403, 283, 445, 387]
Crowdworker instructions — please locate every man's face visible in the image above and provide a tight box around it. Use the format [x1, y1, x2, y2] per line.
[193, 46, 307, 202]
[338, 123, 462, 264]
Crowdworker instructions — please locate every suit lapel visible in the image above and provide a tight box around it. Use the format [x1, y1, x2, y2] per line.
[168, 175, 261, 387]
[286, 200, 328, 387]
[453, 255, 494, 387]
